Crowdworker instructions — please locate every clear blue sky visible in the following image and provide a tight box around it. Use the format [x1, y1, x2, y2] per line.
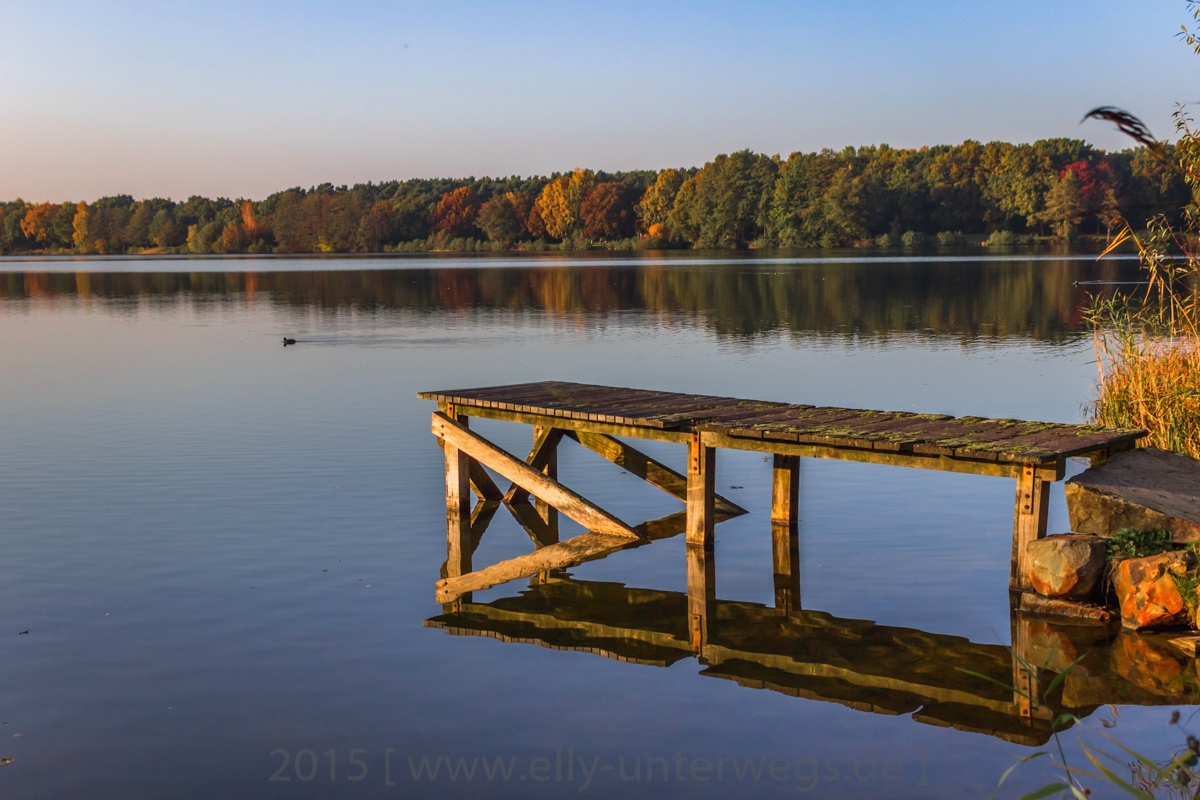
[1, 0, 1195, 201]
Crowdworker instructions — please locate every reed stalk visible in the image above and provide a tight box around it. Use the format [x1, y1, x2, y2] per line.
[1084, 114, 1200, 459]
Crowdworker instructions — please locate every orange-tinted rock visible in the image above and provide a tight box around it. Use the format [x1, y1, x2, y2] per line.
[1112, 551, 1196, 629]
[1027, 534, 1107, 599]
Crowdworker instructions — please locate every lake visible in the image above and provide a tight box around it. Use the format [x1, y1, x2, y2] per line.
[0, 251, 1187, 799]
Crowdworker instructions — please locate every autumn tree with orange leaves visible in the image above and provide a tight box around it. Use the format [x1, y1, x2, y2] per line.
[580, 182, 635, 240]
[431, 186, 482, 238]
[535, 169, 594, 240]
[19, 202, 57, 247]
[636, 169, 684, 237]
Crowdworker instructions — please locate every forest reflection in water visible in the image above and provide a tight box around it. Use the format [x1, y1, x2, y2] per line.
[0, 254, 1147, 342]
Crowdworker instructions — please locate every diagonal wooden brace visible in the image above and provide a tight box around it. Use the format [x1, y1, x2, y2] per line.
[431, 412, 643, 539]
[567, 430, 747, 516]
[505, 426, 566, 505]
[436, 533, 643, 603]
[469, 462, 504, 501]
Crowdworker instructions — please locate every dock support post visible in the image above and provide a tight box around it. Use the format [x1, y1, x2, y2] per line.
[1010, 464, 1050, 591]
[686, 432, 715, 548]
[771, 454, 801, 614]
[687, 543, 716, 655]
[442, 404, 472, 607]
[686, 432, 716, 654]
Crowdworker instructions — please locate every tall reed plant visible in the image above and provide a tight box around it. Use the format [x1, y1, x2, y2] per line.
[1084, 109, 1200, 459]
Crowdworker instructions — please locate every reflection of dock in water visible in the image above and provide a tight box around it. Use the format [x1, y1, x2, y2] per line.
[427, 576, 1200, 746]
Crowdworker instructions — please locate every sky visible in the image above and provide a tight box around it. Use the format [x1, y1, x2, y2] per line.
[0, 0, 1196, 202]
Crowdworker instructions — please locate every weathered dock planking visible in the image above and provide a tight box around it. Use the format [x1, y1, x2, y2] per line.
[420, 381, 1146, 599]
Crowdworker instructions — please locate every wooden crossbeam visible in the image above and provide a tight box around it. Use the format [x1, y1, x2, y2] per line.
[435, 405, 692, 444]
[568, 430, 747, 516]
[436, 533, 643, 602]
[440, 504, 737, 601]
[700, 429, 1058, 480]
[469, 462, 504, 501]
[505, 426, 566, 505]
[464, 493, 739, 554]
[431, 412, 643, 539]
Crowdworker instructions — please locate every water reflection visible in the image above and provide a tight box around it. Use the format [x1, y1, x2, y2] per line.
[431, 448, 1200, 745]
[427, 572, 1199, 747]
[3, 252, 1194, 797]
[0, 256, 1147, 341]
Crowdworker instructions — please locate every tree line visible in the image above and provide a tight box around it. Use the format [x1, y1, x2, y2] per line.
[0, 138, 1187, 255]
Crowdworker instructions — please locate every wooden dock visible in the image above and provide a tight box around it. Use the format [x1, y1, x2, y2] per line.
[420, 381, 1146, 601]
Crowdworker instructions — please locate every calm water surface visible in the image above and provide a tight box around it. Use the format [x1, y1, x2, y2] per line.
[0, 253, 1187, 799]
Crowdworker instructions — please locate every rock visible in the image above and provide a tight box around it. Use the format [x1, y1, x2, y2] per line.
[1066, 447, 1200, 541]
[1026, 534, 1107, 599]
[1112, 550, 1197, 629]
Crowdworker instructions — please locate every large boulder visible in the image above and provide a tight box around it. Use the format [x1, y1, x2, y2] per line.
[1112, 550, 1197, 629]
[1066, 448, 1200, 541]
[1026, 533, 1107, 599]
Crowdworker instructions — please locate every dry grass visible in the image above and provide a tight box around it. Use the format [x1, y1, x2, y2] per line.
[1088, 320, 1200, 458]
[1086, 222, 1200, 459]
